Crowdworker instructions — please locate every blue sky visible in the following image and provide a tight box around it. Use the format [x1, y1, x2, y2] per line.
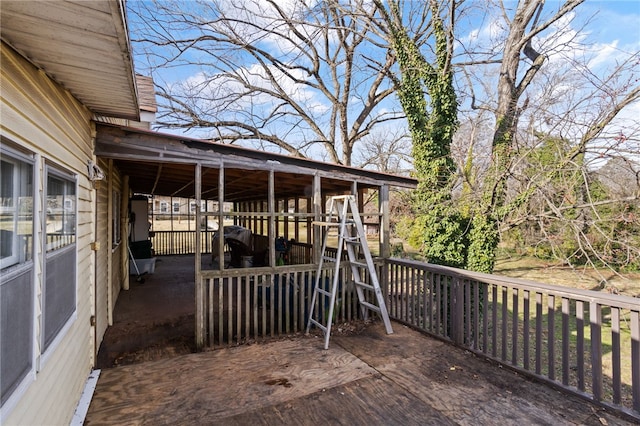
[129, 1, 640, 164]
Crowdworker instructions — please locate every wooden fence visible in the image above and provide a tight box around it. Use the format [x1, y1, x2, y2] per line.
[384, 258, 640, 419]
[199, 262, 382, 347]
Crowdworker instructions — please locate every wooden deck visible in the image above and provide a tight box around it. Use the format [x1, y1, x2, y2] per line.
[86, 322, 633, 425]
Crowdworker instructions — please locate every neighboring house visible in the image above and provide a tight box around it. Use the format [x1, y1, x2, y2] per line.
[151, 195, 229, 220]
[0, 1, 140, 424]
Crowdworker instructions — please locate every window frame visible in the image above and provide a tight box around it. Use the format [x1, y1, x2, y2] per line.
[0, 142, 36, 412]
[41, 163, 77, 358]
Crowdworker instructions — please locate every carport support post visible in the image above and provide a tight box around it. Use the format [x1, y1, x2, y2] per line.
[121, 175, 130, 291]
[195, 163, 205, 349]
[312, 174, 322, 263]
[380, 184, 390, 259]
[218, 165, 225, 272]
[269, 170, 276, 267]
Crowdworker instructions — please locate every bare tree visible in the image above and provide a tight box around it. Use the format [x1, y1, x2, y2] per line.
[455, 0, 640, 273]
[129, 0, 414, 165]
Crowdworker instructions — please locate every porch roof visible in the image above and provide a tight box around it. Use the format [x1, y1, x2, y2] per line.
[95, 123, 417, 202]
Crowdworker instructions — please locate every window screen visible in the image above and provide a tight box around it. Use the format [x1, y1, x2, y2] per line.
[0, 268, 33, 405]
[43, 166, 76, 352]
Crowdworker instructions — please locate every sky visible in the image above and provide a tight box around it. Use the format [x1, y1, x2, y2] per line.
[128, 0, 640, 166]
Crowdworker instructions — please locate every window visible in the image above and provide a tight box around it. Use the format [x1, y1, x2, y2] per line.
[172, 202, 180, 213]
[43, 166, 76, 352]
[1, 144, 34, 406]
[160, 201, 168, 213]
[1, 155, 33, 268]
[190, 201, 197, 213]
[112, 190, 121, 246]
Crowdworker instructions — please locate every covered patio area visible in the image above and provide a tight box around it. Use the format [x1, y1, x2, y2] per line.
[86, 321, 631, 425]
[94, 124, 639, 420]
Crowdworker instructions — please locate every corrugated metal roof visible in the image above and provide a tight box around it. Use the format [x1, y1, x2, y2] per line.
[0, 0, 139, 120]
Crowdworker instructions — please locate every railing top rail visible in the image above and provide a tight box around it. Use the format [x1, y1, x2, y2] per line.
[386, 257, 640, 310]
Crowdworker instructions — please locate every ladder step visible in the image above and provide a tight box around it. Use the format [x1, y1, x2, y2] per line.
[308, 318, 328, 332]
[316, 288, 331, 298]
[313, 221, 340, 227]
[360, 300, 382, 313]
[322, 256, 337, 262]
[353, 280, 375, 291]
[350, 260, 368, 268]
[343, 236, 360, 243]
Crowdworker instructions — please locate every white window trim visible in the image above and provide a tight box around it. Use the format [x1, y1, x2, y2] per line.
[0, 146, 37, 421]
[0, 147, 34, 269]
[40, 163, 78, 361]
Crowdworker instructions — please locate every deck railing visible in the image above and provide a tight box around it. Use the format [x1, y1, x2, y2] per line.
[151, 230, 215, 255]
[159, 227, 639, 418]
[383, 258, 640, 419]
[199, 262, 382, 347]
[152, 231, 314, 265]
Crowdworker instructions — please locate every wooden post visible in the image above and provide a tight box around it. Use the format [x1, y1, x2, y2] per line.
[283, 197, 289, 240]
[218, 165, 225, 272]
[195, 163, 204, 349]
[590, 301, 603, 401]
[313, 174, 321, 264]
[269, 170, 276, 267]
[107, 160, 113, 325]
[294, 197, 300, 242]
[306, 196, 312, 245]
[121, 175, 130, 291]
[380, 184, 390, 259]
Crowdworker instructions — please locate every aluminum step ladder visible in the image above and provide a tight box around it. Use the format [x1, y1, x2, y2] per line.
[305, 195, 393, 349]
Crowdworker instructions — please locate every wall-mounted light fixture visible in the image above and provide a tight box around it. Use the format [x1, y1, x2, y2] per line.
[87, 160, 105, 188]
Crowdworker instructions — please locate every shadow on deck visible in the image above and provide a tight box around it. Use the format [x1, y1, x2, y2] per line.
[96, 255, 200, 368]
[89, 254, 633, 424]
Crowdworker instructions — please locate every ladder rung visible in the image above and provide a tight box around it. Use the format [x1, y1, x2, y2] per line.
[343, 236, 360, 243]
[313, 221, 340, 227]
[309, 318, 328, 332]
[316, 288, 331, 297]
[360, 300, 382, 313]
[353, 280, 374, 291]
[322, 256, 337, 262]
[350, 260, 368, 268]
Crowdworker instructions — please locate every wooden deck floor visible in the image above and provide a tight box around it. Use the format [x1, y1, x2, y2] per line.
[85, 322, 632, 425]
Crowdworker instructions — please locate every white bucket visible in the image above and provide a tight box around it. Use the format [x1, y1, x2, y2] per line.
[241, 256, 253, 268]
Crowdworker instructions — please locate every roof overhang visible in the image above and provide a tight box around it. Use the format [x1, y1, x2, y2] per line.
[1, 0, 139, 120]
[95, 123, 417, 202]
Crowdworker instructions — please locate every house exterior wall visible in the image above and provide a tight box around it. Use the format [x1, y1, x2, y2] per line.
[95, 159, 110, 347]
[94, 158, 125, 336]
[1, 42, 98, 425]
